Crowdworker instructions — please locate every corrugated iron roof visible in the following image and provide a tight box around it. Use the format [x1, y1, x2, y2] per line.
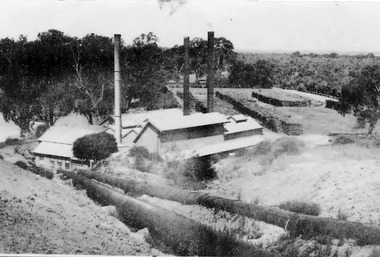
[33, 142, 73, 158]
[228, 114, 248, 123]
[224, 118, 263, 134]
[38, 125, 105, 144]
[148, 112, 229, 132]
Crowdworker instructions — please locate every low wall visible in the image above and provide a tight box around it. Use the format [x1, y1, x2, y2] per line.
[252, 91, 311, 107]
[216, 91, 303, 135]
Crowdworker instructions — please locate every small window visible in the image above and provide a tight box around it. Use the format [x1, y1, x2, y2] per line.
[57, 160, 62, 168]
[50, 159, 55, 167]
[65, 161, 70, 170]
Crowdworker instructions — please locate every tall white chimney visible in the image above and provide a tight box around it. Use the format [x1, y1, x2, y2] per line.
[114, 34, 122, 144]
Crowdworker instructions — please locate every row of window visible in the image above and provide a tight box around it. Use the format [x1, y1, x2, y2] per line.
[38, 156, 70, 170]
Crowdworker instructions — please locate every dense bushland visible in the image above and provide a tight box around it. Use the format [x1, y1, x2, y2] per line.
[240, 52, 379, 97]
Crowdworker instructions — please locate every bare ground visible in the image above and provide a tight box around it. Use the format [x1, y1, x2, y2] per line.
[0, 159, 163, 255]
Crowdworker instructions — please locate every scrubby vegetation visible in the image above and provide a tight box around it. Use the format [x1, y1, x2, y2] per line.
[279, 200, 321, 216]
[128, 146, 163, 172]
[241, 137, 305, 166]
[332, 135, 356, 145]
[14, 160, 28, 170]
[35, 123, 49, 138]
[163, 156, 217, 190]
[129, 146, 151, 159]
[29, 165, 54, 180]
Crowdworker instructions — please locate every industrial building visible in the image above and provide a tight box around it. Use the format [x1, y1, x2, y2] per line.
[33, 125, 105, 171]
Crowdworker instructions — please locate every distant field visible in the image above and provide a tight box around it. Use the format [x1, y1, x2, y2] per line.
[190, 88, 241, 116]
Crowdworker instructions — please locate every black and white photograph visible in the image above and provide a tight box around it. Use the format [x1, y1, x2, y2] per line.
[1, 0, 380, 256]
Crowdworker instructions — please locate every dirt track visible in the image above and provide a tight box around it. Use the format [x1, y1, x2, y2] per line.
[0, 160, 161, 255]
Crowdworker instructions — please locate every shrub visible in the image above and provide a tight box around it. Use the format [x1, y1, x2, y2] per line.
[129, 146, 163, 163]
[336, 209, 348, 221]
[183, 156, 217, 181]
[35, 123, 49, 137]
[29, 165, 54, 179]
[0, 154, 3, 160]
[164, 156, 217, 190]
[73, 132, 118, 162]
[5, 138, 19, 145]
[333, 135, 356, 145]
[279, 200, 321, 216]
[272, 137, 305, 157]
[134, 154, 150, 173]
[250, 140, 272, 155]
[14, 160, 28, 170]
[129, 146, 151, 159]
[37, 166, 53, 179]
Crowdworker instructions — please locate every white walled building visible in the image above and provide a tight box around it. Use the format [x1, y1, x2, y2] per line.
[33, 125, 105, 171]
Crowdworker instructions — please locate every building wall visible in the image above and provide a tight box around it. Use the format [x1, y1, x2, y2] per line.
[224, 129, 263, 140]
[122, 133, 138, 145]
[34, 154, 89, 171]
[35, 155, 72, 171]
[161, 135, 224, 154]
[160, 124, 225, 142]
[135, 126, 160, 154]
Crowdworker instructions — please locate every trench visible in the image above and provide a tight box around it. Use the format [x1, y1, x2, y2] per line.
[59, 170, 277, 256]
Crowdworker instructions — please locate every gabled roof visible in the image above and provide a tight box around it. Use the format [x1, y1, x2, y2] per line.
[148, 112, 229, 133]
[38, 125, 105, 145]
[133, 112, 230, 143]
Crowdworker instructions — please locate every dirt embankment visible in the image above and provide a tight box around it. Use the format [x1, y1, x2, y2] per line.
[0, 160, 161, 255]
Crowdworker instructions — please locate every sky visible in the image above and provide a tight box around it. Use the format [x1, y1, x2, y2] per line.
[1, 0, 380, 54]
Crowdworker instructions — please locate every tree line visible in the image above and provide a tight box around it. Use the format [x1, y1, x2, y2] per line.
[0, 29, 245, 134]
[1, 29, 379, 134]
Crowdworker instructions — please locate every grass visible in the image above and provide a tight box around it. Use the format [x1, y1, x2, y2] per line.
[279, 200, 321, 216]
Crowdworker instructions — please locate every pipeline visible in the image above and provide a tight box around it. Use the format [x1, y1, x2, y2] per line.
[60, 170, 276, 256]
[67, 169, 380, 246]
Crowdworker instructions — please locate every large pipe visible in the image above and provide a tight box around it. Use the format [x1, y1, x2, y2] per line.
[114, 34, 122, 144]
[75, 169, 380, 246]
[207, 31, 215, 113]
[183, 37, 190, 116]
[60, 170, 276, 256]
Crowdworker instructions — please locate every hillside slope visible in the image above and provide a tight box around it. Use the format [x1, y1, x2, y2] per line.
[0, 160, 161, 255]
